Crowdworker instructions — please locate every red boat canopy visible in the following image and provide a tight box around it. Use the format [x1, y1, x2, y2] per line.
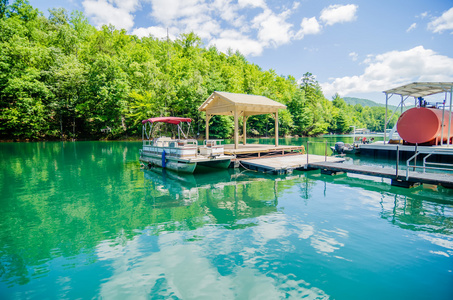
[142, 117, 192, 125]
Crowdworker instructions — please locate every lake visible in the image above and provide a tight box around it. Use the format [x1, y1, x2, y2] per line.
[1, 138, 452, 299]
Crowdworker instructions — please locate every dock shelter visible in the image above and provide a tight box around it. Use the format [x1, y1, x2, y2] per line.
[383, 82, 453, 146]
[198, 91, 287, 149]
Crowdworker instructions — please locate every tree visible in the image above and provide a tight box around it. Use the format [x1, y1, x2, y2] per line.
[0, 0, 8, 18]
[1, 1, 400, 140]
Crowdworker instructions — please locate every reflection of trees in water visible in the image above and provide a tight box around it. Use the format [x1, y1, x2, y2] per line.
[0, 142, 144, 286]
[0, 140, 312, 287]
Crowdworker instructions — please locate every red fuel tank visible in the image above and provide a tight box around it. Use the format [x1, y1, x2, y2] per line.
[397, 107, 453, 145]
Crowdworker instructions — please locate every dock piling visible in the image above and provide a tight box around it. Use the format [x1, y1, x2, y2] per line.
[396, 145, 399, 178]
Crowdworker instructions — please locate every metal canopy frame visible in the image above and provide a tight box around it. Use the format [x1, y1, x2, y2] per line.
[198, 91, 287, 149]
[383, 82, 453, 146]
[142, 118, 192, 141]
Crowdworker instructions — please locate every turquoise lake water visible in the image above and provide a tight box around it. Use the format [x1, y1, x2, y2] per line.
[1, 139, 452, 299]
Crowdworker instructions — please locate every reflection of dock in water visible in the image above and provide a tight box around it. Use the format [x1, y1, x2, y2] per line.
[305, 172, 453, 235]
[142, 168, 309, 229]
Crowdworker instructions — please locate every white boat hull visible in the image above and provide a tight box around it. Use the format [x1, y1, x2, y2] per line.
[140, 152, 197, 173]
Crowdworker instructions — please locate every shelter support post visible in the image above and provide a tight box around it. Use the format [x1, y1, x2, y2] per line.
[234, 109, 239, 149]
[441, 93, 446, 145]
[275, 110, 279, 147]
[384, 93, 388, 144]
[448, 87, 452, 146]
[205, 114, 212, 140]
[243, 115, 248, 145]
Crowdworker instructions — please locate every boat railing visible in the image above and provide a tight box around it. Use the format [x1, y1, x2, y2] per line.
[406, 148, 453, 180]
[203, 139, 224, 147]
[200, 139, 225, 157]
[143, 137, 198, 148]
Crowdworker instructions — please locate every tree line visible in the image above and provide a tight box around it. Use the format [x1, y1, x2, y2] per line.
[0, 0, 399, 141]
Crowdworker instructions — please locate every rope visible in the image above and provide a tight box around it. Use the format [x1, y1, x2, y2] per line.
[237, 160, 257, 172]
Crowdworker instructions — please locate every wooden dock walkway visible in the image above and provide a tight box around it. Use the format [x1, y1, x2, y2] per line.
[307, 161, 453, 188]
[239, 154, 344, 175]
[238, 153, 453, 188]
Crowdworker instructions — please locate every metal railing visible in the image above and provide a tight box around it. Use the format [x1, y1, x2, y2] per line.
[406, 147, 453, 180]
[305, 141, 329, 168]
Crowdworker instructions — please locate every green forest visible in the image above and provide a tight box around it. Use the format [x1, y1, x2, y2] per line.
[0, 0, 399, 141]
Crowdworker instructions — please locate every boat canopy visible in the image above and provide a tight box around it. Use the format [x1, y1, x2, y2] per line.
[142, 117, 192, 125]
[142, 117, 193, 140]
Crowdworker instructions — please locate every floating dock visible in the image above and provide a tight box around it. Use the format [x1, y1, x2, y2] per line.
[225, 144, 304, 158]
[238, 154, 344, 175]
[359, 142, 453, 163]
[238, 152, 453, 189]
[308, 161, 453, 189]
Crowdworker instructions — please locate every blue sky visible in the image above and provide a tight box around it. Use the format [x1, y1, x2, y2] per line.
[29, 0, 453, 103]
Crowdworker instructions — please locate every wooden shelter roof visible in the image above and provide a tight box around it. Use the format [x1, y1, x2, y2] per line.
[198, 91, 286, 116]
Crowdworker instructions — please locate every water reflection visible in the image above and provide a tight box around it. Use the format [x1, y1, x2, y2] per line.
[306, 171, 453, 233]
[97, 169, 334, 299]
[142, 168, 281, 230]
[1, 141, 452, 299]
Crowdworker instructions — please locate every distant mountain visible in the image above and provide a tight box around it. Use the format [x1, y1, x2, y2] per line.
[343, 97, 383, 107]
[343, 97, 409, 111]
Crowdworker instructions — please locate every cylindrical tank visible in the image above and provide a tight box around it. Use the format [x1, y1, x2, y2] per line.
[397, 107, 453, 145]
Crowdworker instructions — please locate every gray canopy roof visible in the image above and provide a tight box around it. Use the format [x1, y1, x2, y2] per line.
[383, 82, 453, 98]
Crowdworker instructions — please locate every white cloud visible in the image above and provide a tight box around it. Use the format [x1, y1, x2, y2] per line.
[212, 0, 245, 27]
[296, 17, 322, 39]
[320, 4, 358, 26]
[349, 52, 358, 61]
[149, 0, 209, 26]
[321, 46, 453, 97]
[428, 7, 453, 33]
[407, 22, 417, 32]
[148, 0, 221, 41]
[252, 8, 294, 47]
[145, 0, 303, 56]
[131, 26, 177, 39]
[238, 0, 267, 9]
[84, 0, 361, 58]
[209, 36, 264, 56]
[208, 29, 261, 55]
[82, 0, 140, 31]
